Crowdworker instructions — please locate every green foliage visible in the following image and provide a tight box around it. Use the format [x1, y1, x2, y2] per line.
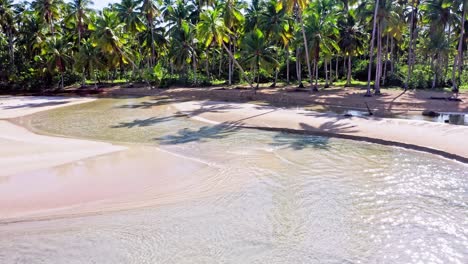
[408, 65, 433, 89]
[0, 0, 466, 92]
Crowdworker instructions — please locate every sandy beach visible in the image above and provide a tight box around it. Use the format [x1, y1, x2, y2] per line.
[1, 94, 467, 223]
[173, 100, 468, 162]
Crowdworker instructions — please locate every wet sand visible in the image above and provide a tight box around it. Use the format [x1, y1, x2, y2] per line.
[0, 96, 242, 222]
[0, 96, 96, 119]
[174, 101, 468, 162]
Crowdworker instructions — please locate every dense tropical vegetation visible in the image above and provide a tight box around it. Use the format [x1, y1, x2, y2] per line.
[0, 0, 467, 95]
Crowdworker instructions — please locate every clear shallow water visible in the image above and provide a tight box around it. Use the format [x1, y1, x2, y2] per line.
[2, 97, 468, 263]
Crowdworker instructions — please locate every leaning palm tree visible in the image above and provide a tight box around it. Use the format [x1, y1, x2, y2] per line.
[241, 29, 278, 92]
[197, 7, 253, 88]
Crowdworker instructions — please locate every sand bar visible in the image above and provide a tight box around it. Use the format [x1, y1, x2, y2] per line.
[0, 96, 96, 119]
[174, 101, 468, 162]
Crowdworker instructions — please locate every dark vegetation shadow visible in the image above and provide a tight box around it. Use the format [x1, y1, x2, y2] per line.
[110, 116, 174, 128]
[271, 132, 330, 150]
[155, 121, 242, 145]
[116, 97, 187, 109]
[2, 101, 67, 109]
[299, 122, 358, 134]
[175, 102, 242, 117]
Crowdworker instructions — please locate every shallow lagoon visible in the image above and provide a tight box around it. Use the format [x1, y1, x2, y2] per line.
[2, 97, 467, 263]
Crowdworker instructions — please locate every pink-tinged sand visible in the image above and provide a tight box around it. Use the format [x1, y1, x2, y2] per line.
[173, 101, 468, 161]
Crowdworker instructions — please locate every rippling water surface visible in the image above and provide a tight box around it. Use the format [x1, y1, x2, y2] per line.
[2, 97, 467, 263]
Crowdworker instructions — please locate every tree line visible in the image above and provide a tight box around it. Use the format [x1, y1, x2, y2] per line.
[0, 0, 466, 96]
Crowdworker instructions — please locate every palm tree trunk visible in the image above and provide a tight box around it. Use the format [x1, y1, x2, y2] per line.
[366, 0, 380, 96]
[374, 21, 383, 95]
[383, 34, 389, 86]
[315, 58, 319, 88]
[7, 28, 14, 67]
[222, 42, 253, 88]
[218, 52, 222, 78]
[347, 55, 352, 86]
[324, 59, 329, 88]
[150, 18, 156, 67]
[390, 37, 394, 74]
[299, 11, 316, 92]
[405, 0, 416, 90]
[329, 58, 333, 85]
[335, 56, 339, 80]
[228, 43, 232, 85]
[286, 47, 290, 84]
[453, 3, 466, 92]
[296, 48, 302, 85]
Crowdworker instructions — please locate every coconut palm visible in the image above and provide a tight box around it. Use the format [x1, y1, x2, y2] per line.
[66, 0, 93, 45]
[284, 0, 316, 91]
[139, 0, 159, 67]
[0, 0, 15, 66]
[90, 9, 132, 71]
[258, 0, 294, 86]
[338, 9, 366, 86]
[74, 38, 103, 86]
[306, 0, 340, 89]
[197, 7, 253, 87]
[115, 0, 146, 34]
[31, 0, 62, 33]
[241, 28, 278, 91]
[42, 35, 73, 89]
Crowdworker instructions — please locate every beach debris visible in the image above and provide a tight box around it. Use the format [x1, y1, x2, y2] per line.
[422, 110, 440, 117]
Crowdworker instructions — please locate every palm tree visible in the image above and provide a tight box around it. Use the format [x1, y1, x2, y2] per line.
[139, 0, 159, 67]
[241, 29, 278, 92]
[90, 9, 132, 73]
[66, 0, 93, 45]
[0, 0, 15, 66]
[365, 0, 379, 97]
[452, 0, 467, 93]
[404, 0, 419, 90]
[115, 0, 146, 34]
[197, 7, 253, 88]
[258, 0, 294, 86]
[222, 0, 245, 85]
[304, 0, 340, 89]
[169, 20, 196, 71]
[74, 38, 103, 86]
[338, 9, 366, 86]
[31, 0, 62, 33]
[284, 0, 316, 91]
[42, 35, 73, 89]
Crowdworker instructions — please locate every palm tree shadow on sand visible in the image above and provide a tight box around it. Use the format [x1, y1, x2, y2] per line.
[271, 132, 331, 150]
[155, 121, 242, 145]
[110, 116, 175, 128]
